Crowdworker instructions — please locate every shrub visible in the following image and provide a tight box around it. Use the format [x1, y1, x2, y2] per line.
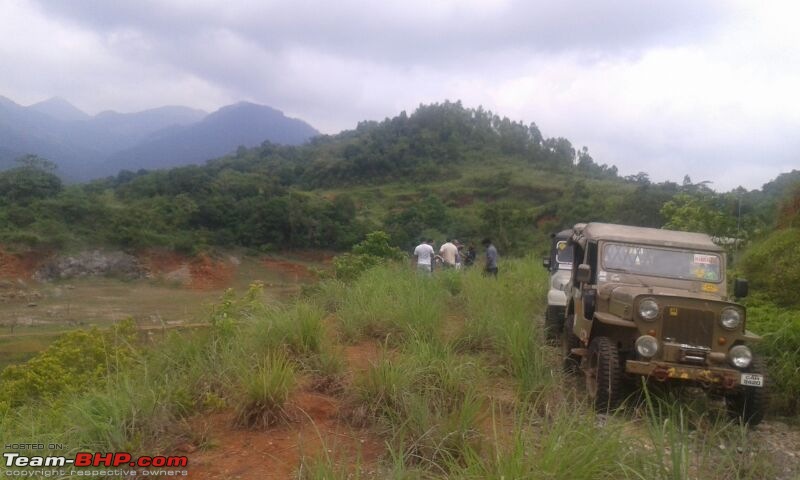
[0, 321, 137, 409]
[332, 231, 405, 281]
[740, 228, 800, 307]
[234, 351, 296, 428]
[745, 301, 800, 416]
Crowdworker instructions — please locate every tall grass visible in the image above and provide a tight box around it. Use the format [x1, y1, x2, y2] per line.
[745, 300, 800, 416]
[0, 259, 794, 479]
[335, 266, 449, 343]
[349, 338, 487, 471]
[448, 403, 637, 479]
[628, 386, 776, 480]
[457, 258, 553, 397]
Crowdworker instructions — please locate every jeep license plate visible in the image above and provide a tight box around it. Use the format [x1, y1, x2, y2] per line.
[740, 373, 764, 387]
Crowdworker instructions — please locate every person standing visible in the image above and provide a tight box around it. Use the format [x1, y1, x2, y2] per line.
[464, 244, 477, 267]
[482, 238, 498, 277]
[413, 238, 435, 274]
[439, 238, 458, 268]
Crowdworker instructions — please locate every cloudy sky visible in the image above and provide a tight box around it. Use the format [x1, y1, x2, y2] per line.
[1, 0, 798, 190]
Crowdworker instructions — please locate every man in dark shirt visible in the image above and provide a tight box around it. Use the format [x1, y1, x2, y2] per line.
[482, 238, 498, 277]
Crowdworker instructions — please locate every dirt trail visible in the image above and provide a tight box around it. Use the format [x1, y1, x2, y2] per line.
[185, 341, 384, 479]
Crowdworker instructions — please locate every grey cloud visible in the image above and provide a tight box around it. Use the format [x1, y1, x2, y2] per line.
[34, 0, 730, 65]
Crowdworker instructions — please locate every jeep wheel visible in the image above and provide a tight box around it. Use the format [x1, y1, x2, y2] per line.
[585, 336, 622, 412]
[726, 355, 768, 426]
[562, 315, 581, 375]
[545, 306, 564, 343]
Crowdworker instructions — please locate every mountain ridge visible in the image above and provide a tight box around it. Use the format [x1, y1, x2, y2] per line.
[0, 96, 319, 180]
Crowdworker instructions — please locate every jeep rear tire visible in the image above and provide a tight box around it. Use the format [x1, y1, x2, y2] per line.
[562, 315, 581, 375]
[726, 354, 768, 426]
[545, 306, 564, 343]
[585, 336, 622, 412]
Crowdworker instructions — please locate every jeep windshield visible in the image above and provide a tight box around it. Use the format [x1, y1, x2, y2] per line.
[556, 241, 573, 266]
[601, 243, 722, 282]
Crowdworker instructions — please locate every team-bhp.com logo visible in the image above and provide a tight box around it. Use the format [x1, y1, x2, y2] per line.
[4, 452, 188, 476]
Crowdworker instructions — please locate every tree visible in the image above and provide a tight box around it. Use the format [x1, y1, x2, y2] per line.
[0, 155, 62, 204]
[660, 193, 736, 239]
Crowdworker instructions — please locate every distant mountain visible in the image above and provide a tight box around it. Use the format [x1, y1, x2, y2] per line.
[0, 96, 318, 180]
[28, 97, 91, 122]
[100, 102, 319, 175]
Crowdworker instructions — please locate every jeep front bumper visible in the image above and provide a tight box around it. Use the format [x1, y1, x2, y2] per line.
[626, 360, 743, 389]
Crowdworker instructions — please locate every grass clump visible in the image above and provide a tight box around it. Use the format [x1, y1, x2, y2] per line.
[234, 351, 296, 428]
[336, 266, 448, 343]
[449, 404, 635, 479]
[349, 339, 487, 472]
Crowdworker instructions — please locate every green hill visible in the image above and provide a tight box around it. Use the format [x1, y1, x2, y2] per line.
[0, 101, 797, 256]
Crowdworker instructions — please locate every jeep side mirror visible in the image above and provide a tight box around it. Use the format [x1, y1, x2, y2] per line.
[575, 263, 591, 283]
[542, 258, 550, 270]
[734, 278, 748, 298]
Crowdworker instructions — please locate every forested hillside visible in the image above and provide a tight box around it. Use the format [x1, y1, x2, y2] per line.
[0, 101, 797, 255]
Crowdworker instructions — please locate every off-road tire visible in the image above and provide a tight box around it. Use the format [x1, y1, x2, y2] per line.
[726, 354, 768, 426]
[562, 315, 581, 375]
[586, 336, 623, 412]
[545, 306, 564, 343]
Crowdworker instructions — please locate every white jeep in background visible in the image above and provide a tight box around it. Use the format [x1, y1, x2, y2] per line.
[542, 229, 574, 341]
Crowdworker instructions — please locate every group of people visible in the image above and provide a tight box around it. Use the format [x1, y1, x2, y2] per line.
[413, 237, 498, 277]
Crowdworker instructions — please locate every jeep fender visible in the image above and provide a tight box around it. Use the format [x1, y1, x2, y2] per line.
[547, 289, 568, 307]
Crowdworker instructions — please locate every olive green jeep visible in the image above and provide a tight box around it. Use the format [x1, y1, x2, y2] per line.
[562, 222, 767, 424]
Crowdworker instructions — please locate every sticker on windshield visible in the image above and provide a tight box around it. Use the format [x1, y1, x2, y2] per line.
[598, 271, 607, 281]
[702, 283, 719, 293]
[693, 254, 715, 265]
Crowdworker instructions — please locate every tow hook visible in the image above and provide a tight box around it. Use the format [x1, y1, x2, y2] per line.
[652, 367, 669, 382]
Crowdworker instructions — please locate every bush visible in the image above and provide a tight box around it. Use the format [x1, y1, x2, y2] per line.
[0, 321, 137, 409]
[332, 231, 405, 280]
[745, 301, 800, 416]
[740, 228, 800, 307]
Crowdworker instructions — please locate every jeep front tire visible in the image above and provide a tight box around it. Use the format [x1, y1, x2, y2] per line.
[585, 336, 623, 412]
[726, 354, 768, 426]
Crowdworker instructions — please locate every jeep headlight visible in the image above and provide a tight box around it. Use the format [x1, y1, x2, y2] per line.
[639, 298, 659, 321]
[635, 335, 659, 358]
[728, 345, 752, 368]
[720, 308, 742, 330]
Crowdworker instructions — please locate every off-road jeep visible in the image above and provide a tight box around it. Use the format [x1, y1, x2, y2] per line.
[542, 229, 574, 341]
[562, 222, 767, 424]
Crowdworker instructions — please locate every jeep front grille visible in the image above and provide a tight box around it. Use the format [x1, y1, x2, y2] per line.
[661, 308, 714, 348]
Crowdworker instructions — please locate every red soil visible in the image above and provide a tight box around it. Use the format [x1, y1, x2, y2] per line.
[0, 248, 43, 280]
[344, 341, 382, 373]
[139, 249, 187, 275]
[189, 255, 235, 290]
[185, 390, 384, 479]
[184, 340, 384, 478]
[262, 258, 316, 282]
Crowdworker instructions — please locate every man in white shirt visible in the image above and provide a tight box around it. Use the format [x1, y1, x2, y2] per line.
[413, 238, 434, 274]
[439, 239, 458, 268]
